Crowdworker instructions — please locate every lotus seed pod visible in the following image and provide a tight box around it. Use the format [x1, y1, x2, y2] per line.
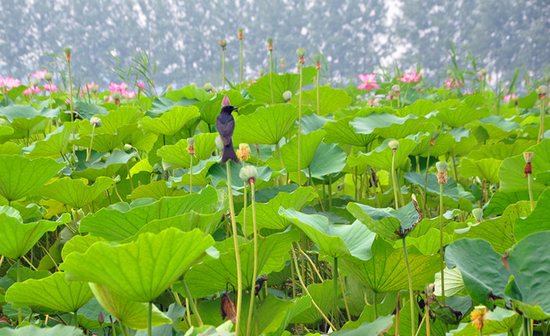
[392, 84, 400, 92]
[64, 47, 72, 55]
[203, 83, 214, 92]
[90, 117, 102, 127]
[282, 91, 293, 101]
[123, 144, 133, 154]
[472, 208, 483, 222]
[436, 161, 448, 172]
[237, 143, 251, 161]
[91, 86, 98, 93]
[536, 85, 548, 95]
[215, 135, 224, 151]
[280, 58, 285, 64]
[239, 165, 258, 185]
[523, 152, 534, 164]
[187, 138, 195, 146]
[260, 68, 265, 76]
[313, 54, 320, 63]
[111, 92, 121, 100]
[32, 80, 38, 86]
[296, 48, 305, 57]
[267, 38, 273, 45]
[44, 73, 53, 81]
[431, 131, 440, 139]
[219, 39, 227, 48]
[388, 140, 399, 150]
[237, 28, 244, 39]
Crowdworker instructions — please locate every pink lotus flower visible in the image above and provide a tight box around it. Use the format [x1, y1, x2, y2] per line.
[399, 71, 422, 83]
[32, 70, 48, 80]
[84, 81, 99, 92]
[43, 83, 58, 92]
[357, 74, 379, 91]
[444, 78, 463, 89]
[503, 94, 518, 103]
[23, 85, 41, 95]
[137, 82, 145, 89]
[125, 91, 136, 99]
[368, 98, 381, 107]
[108, 82, 136, 99]
[0, 76, 21, 91]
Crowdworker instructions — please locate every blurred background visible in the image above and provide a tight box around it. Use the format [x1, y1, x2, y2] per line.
[1, 0, 549, 90]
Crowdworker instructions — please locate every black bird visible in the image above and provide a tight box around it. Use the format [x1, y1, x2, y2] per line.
[216, 103, 240, 164]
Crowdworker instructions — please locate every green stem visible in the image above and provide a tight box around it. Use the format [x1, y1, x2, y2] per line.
[527, 173, 534, 211]
[298, 64, 303, 185]
[68, 60, 74, 122]
[423, 145, 432, 214]
[328, 175, 333, 210]
[17, 260, 22, 324]
[246, 181, 258, 336]
[222, 49, 226, 91]
[539, 99, 546, 143]
[239, 39, 243, 91]
[148, 302, 152, 336]
[333, 257, 339, 328]
[181, 279, 203, 326]
[112, 317, 118, 336]
[269, 50, 274, 104]
[87, 124, 96, 162]
[189, 155, 193, 194]
[373, 291, 378, 319]
[227, 162, 243, 336]
[391, 151, 400, 209]
[316, 68, 320, 115]
[242, 182, 248, 241]
[439, 183, 446, 305]
[402, 238, 416, 336]
[450, 149, 458, 182]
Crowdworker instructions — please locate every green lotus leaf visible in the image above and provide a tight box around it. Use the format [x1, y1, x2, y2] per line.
[128, 129, 158, 152]
[351, 113, 424, 139]
[445, 239, 509, 308]
[81, 186, 219, 241]
[279, 208, 375, 260]
[447, 127, 479, 156]
[35, 176, 115, 208]
[61, 228, 214, 302]
[89, 283, 171, 330]
[404, 172, 460, 202]
[5, 272, 93, 312]
[146, 96, 195, 118]
[324, 115, 377, 147]
[504, 231, 550, 319]
[233, 104, 298, 145]
[515, 188, 550, 241]
[499, 138, 550, 195]
[0, 209, 62, 259]
[167, 84, 213, 102]
[74, 101, 109, 120]
[347, 137, 418, 172]
[129, 180, 186, 200]
[295, 86, 352, 116]
[516, 90, 538, 109]
[433, 267, 467, 298]
[400, 228, 451, 255]
[337, 316, 395, 336]
[308, 143, 347, 180]
[291, 280, 339, 324]
[133, 303, 185, 336]
[62, 234, 106, 260]
[459, 158, 501, 183]
[0, 324, 85, 336]
[278, 129, 326, 173]
[0, 155, 65, 202]
[139, 106, 200, 135]
[340, 237, 439, 292]
[260, 296, 312, 336]
[300, 113, 329, 134]
[0, 105, 50, 132]
[23, 122, 77, 158]
[409, 132, 456, 157]
[468, 140, 535, 160]
[454, 201, 530, 254]
[477, 115, 520, 140]
[94, 107, 144, 134]
[436, 104, 490, 128]
[237, 186, 317, 232]
[248, 67, 316, 104]
[0, 142, 21, 155]
[184, 230, 299, 298]
[72, 150, 137, 182]
[448, 307, 519, 336]
[208, 161, 275, 191]
[157, 132, 218, 170]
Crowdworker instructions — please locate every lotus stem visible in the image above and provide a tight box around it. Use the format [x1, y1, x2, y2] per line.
[333, 257, 339, 329]
[181, 279, 203, 326]
[222, 49, 226, 91]
[328, 175, 333, 210]
[227, 161, 243, 336]
[269, 50, 274, 104]
[246, 181, 258, 336]
[68, 60, 74, 122]
[242, 182, 248, 242]
[395, 292, 400, 336]
[297, 244, 322, 281]
[291, 245, 337, 331]
[189, 155, 193, 194]
[439, 182, 446, 305]
[86, 124, 96, 162]
[316, 68, 321, 116]
[402, 238, 416, 336]
[239, 37, 243, 91]
[527, 171, 534, 211]
[148, 302, 152, 336]
[17, 260, 22, 324]
[339, 275, 351, 321]
[391, 150, 400, 210]
[298, 63, 303, 186]
[423, 146, 432, 216]
[539, 98, 546, 143]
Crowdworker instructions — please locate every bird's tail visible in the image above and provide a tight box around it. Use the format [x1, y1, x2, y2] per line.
[221, 138, 240, 165]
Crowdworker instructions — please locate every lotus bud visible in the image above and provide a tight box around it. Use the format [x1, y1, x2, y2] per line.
[267, 38, 273, 51]
[137, 82, 145, 89]
[388, 90, 395, 98]
[152, 163, 164, 175]
[414, 83, 423, 92]
[296, 48, 305, 64]
[64, 47, 72, 61]
[523, 152, 534, 177]
[431, 131, 439, 146]
[282, 91, 293, 101]
[111, 92, 121, 101]
[237, 143, 251, 161]
[187, 138, 195, 155]
[44, 73, 53, 81]
[388, 140, 399, 151]
[32, 80, 38, 86]
[215, 135, 224, 151]
[313, 54, 321, 70]
[91, 86, 98, 93]
[219, 39, 227, 50]
[203, 82, 214, 92]
[471, 305, 487, 331]
[90, 117, 102, 127]
[280, 58, 286, 69]
[98, 312, 104, 325]
[392, 84, 400, 92]
[536, 85, 548, 99]
[239, 165, 258, 186]
[436, 161, 448, 184]
[237, 28, 244, 40]
[123, 144, 134, 154]
[472, 208, 483, 223]
[222, 95, 231, 107]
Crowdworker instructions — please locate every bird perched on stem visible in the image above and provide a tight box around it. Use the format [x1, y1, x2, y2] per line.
[217, 95, 240, 164]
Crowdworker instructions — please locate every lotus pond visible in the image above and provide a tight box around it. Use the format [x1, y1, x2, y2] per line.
[0, 53, 549, 336]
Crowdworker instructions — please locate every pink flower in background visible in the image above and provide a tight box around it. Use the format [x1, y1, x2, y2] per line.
[108, 82, 135, 99]
[137, 82, 145, 89]
[125, 91, 136, 99]
[43, 83, 58, 92]
[32, 70, 48, 80]
[0, 76, 21, 91]
[358, 73, 379, 91]
[23, 85, 41, 95]
[368, 98, 381, 107]
[399, 71, 422, 83]
[84, 81, 99, 92]
[444, 78, 463, 89]
[503, 94, 518, 103]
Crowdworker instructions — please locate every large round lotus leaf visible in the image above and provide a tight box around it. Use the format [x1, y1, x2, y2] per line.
[337, 316, 395, 336]
[515, 188, 550, 241]
[0, 105, 52, 132]
[308, 142, 347, 179]
[279, 129, 326, 173]
[6, 272, 93, 312]
[436, 103, 490, 128]
[89, 283, 171, 330]
[0, 324, 84, 336]
[0, 208, 62, 259]
[347, 137, 418, 172]
[468, 140, 535, 160]
[35, 176, 115, 208]
[294, 86, 352, 116]
[157, 132, 217, 170]
[62, 234, 106, 260]
[291, 280, 338, 324]
[279, 207, 375, 260]
[340, 237, 439, 293]
[61, 228, 214, 302]
[233, 104, 298, 145]
[0, 155, 65, 202]
[459, 158, 501, 183]
[139, 106, 200, 135]
[323, 116, 377, 147]
[351, 112, 424, 139]
[247, 67, 316, 104]
[23, 122, 77, 158]
[448, 307, 519, 336]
